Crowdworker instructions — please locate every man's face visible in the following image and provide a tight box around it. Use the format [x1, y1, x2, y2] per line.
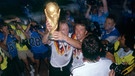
[2, 25, 8, 32]
[75, 24, 87, 41]
[104, 18, 115, 31]
[119, 35, 126, 47]
[98, 6, 104, 13]
[59, 23, 69, 36]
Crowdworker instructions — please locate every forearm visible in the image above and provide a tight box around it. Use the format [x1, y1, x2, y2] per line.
[24, 25, 31, 39]
[102, 0, 108, 13]
[42, 32, 50, 44]
[14, 34, 21, 43]
[123, 0, 127, 11]
[38, 31, 44, 37]
[0, 42, 7, 51]
[4, 19, 16, 23]
[3, 35, 7, 45]
[20, 29, 29, 39]
[63, 35, 81, 49]
[25, 23, 31, 33]
[0, 55, 3, 64]
[85, 7, 91, 19]
[106, 52, 115, 63]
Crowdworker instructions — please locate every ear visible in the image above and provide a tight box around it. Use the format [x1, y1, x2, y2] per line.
[112, 23, 116, 28]
[85, 30, 88, 35]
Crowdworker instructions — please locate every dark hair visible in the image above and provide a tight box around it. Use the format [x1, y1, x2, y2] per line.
[0, 18, 4, 28]
[106, 14, 117, 23]
[0, 23, 8, 29]
[82, 34, 100, 62]
[123, 33, 135, 50]
[75, 18, 90, 32]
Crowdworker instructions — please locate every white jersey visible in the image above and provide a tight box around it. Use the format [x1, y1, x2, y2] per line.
[72, 49, 83, 69]
[71, 58, 112, 76]
[49, 33, 74, 68]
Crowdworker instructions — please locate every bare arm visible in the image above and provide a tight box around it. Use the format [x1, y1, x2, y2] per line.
[52, 31, 81, 49]
[109, 70, 115, 76]
[102, 0, 108, 13]
[37, 30, 45, 37]
[25, 23, 31, 33]
[4, 19, 16, 23]
[85, 4, 91, 19]
[0, 42, 8, 51]
[0, 55, 3, 63]
[4, 17, 21, 23]
[123, 0, 127, 11]
[42, 31, 51, 44]
[16, 24, 29, 39]
[42, 20, 53, 44]
[63, 34, 81, 49]
[106, 52, 115, 63]
[3, 34, 8, 45]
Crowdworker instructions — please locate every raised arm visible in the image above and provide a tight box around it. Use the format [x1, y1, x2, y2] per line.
[52, 31, 82, 49]
[42, 31, 51, 44]
[85, 4, 92, 19]
[102, 0, 108, 13]
[42, 21, 52, 44]
[63, 34, 82, 49]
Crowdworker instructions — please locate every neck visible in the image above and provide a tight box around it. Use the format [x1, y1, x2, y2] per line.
[83, 57, 100, 63]
[106, 28, 114, 33]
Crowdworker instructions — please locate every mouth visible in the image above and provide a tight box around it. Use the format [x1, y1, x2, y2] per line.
[76, 35, 81, 39]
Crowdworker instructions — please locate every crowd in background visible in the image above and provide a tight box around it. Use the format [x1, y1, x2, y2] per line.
[0, 0, 135, 76]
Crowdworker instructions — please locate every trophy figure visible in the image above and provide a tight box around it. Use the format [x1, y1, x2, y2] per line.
[44, 2, 60, 40]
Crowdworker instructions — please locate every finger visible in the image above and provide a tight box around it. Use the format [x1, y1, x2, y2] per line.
[109, 70, 115, 76]
[112, 70, 115, 75]
[46, 26, 52, 32]
[52, 32, 59, 37]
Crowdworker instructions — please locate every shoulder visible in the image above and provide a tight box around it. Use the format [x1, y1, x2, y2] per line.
[111, 28, 120, 35]
[103, 12, 109, 16]
[71, 63, 85, 73]
[70, 63, 85, 76]
[100, 57, 113, 64]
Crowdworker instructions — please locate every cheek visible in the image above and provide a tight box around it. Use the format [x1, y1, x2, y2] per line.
[3, 27, 8, 30]
[75, 30, 79, 34]
[120, 40, 125, 46]
[80, 31, 84, 35]
[105, 24, 112, 29]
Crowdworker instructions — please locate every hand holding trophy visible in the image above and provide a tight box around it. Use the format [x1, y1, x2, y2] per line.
[44, 2, 60, 40]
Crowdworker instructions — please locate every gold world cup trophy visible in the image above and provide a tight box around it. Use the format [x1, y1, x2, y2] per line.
[44, 2, 60, 40]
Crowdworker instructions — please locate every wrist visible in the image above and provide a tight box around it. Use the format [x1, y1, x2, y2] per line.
[88, 6, 91, 9]
[63, 35, 67, 42]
